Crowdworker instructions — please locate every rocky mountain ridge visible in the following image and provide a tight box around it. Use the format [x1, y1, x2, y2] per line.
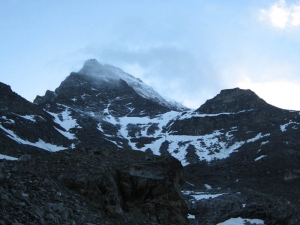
[1, 59, 300, 224]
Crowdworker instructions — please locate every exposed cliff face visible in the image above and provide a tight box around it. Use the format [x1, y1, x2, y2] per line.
[0, 148, 189, 225]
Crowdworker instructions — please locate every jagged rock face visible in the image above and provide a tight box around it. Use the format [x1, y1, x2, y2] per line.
[117, 159, 188, 224]
[31, 60, 187, 151]
[0, 82, 72, 157]
[35, 59, 185, 116]
[196, 88, 273, 114]
[0, 148, 188, 224]
[35, 72, 172, 117]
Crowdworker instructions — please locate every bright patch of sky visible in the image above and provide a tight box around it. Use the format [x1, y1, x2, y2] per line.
[1, 1, 300, 110]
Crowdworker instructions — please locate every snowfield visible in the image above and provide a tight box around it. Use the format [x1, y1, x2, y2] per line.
[92, 109, 275, 165]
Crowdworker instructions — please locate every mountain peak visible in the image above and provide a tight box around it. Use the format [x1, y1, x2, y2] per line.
[81, 59, 102, 73]
[76, 59, 187, 111]
[0, 82, 12, 95]
[196, 87, 273, 114]
[78, 59, 118, 80]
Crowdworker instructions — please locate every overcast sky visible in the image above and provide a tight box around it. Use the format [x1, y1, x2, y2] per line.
[1, 0, 300, 110]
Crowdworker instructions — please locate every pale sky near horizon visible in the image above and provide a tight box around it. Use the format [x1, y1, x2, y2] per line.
[1, 0, 300, 110]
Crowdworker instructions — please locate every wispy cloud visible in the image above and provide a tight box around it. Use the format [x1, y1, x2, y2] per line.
[260, 0, 300, 29]
[81, 44, 220, 109]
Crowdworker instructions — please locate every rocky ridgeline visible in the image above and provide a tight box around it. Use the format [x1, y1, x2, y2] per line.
[196, 88, 274, 114]
[2, 60, 300, 224]
[0, 148, 188, 225]
[0, 82, 72, 157]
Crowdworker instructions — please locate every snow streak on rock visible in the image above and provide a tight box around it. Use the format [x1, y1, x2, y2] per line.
[0, 154, 18, 160]
[0, 124, 66, 152]
[47, 107, 81, 132]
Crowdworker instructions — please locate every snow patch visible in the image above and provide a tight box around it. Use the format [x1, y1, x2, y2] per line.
[97, 123, 104, 132]
[182, 190, 225, 201]
[103, 137, 123, 149]
[1, 116, 15, 124]
[186, 181, 195, 186]
[14, 114, 46, 122]
[179, 110, 255, 120]
[204, 184, 212, 190]
[192, 193, 224, 200]
[18, 115, 36, 122]
[247, 133, 270, 143]
[217, 217, 264, 225]
[48, 107, 81, 131]
[54, 127, 76, 140]
[280, 121, 300, 132]
[188, 214, 195, 219]
[255, 155, 267, 161]
[261, 140, 269, 146]
[34, 139, 66, 152]
[0, 154, 18, 160]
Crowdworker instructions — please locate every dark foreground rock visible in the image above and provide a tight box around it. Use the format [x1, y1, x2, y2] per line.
[182, 188, 300, 225]
[0, 148, 189, 225]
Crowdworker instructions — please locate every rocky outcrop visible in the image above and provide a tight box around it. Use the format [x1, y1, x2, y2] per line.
[118, 158, 188, 224]
[0, 148, 189, 224]
[183, 189, 300, 225]
[196, 88, 274, 114]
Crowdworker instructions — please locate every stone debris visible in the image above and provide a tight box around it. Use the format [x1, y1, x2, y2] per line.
[0, 148, 189, 225]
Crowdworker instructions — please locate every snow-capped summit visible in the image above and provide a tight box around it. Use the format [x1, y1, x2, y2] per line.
[78, 59, 187, 111]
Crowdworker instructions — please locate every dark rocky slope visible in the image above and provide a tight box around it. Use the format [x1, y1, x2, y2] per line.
[0, 148, 188, 225]
[181, 88, 300, 202]
[0, 82, 72, 157]
[183, 189, 300, 225]
[179, 88, 300, 224]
